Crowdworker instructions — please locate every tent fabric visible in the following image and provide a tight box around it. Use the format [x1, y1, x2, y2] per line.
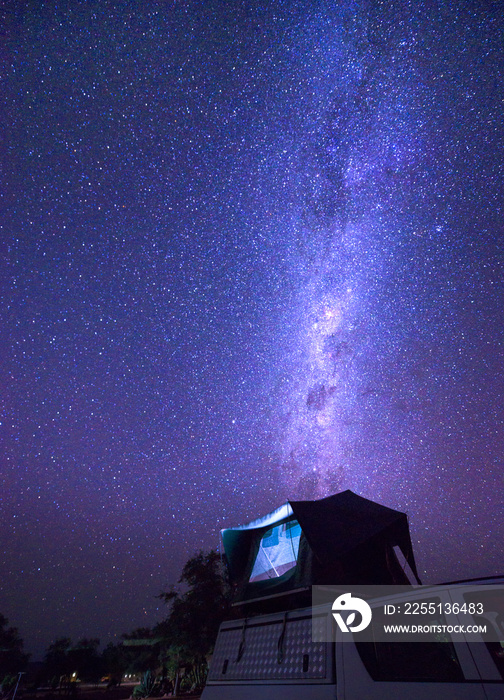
[226, 502, 294, 531]
[221, 490, 421, 607]
[289, 490, 420, 578]
[249, 520, 301, 582]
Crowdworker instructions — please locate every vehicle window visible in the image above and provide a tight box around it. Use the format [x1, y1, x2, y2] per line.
[356, 639, 464, 682]
[356, 597, 464, 682]
[463, 589, 504, 680]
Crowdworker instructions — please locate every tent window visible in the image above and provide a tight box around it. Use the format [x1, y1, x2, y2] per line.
[249, 520, 301, 582]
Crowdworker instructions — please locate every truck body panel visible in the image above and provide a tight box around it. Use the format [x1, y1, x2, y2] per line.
[202, 582, 504, 700]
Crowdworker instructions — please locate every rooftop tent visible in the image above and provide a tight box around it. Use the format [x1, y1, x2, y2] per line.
[221, 490, 421, 608]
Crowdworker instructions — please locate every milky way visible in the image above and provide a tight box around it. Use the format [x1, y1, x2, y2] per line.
[2, 0, 504, 660]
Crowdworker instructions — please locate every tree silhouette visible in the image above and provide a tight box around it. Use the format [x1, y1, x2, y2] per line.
[68, 639, 103, 683]
[0, 614, 29, 681]
[43, 637, 103, 684]
[156, 550, 231, 662]
[43, 637, 73, 683]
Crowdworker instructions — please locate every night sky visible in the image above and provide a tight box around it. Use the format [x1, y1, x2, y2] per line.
[2, 0, 504, 661]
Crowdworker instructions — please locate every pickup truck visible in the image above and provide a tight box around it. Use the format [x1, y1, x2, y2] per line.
[201, 580, 504, 699]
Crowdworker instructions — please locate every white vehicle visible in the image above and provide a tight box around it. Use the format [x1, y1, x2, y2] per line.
[202, 580, 504, 700]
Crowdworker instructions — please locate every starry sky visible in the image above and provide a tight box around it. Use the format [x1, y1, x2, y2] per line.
[2, 0, 504, 661]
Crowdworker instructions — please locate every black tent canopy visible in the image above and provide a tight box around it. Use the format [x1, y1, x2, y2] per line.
[221, 490, 421, 607]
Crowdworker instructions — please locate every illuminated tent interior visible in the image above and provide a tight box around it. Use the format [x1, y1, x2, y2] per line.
[221, 490, 421, 611]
